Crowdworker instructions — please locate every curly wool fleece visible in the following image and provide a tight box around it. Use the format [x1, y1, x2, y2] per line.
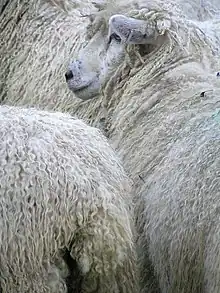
[0, 105, 138, 293]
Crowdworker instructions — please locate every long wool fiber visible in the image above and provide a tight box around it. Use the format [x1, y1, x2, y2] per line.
[1, 0, 220, 292]
[0, 105, 138, 293]
[61, 1, 220, 293]
[0, 0, 95, 109]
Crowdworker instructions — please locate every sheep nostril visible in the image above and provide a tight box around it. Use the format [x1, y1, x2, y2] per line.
[65, 70, 73, 81]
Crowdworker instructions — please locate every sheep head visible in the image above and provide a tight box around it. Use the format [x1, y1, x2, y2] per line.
[65, 2, 172, 100]
[65, 22, 126, 101]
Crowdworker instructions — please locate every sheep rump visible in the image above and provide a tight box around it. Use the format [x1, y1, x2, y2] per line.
[0, 105, 138, 293]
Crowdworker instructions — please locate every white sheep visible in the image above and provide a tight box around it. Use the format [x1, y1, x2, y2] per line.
[1, 0, 220, 292]
[64, 0, 220, 293]
[0, 105, 138, 293]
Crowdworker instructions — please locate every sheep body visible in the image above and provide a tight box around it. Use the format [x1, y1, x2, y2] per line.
[64, 0, 220, 292]
[0, 105, 138, 293]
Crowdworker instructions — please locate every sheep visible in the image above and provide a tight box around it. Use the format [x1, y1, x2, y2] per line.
[1, 0, 220, 292]
[63, 0, 220, 292]
[0, 104, 139, 293]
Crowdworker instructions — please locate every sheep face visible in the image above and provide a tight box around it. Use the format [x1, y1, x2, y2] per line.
[65, 24, 126, 101]
[65, 13, 168, 100]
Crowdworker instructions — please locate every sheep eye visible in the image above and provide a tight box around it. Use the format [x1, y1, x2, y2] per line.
[108, 33, 122, 44]
[112, 33, 121, 42]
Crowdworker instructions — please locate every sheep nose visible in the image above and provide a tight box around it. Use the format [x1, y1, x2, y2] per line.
[65, 70, 73, 81]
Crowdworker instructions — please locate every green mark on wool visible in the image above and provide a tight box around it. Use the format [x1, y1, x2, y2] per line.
[212, 109, 220, 123]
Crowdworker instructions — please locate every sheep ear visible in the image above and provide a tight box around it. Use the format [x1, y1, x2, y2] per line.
[108, 14, 170, 45]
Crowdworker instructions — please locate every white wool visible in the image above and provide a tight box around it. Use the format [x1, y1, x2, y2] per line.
[1, 0, 220, 292]
[0, 0, 96, 108]
[62, 1, 220, 293]
[0, 105, 138, 293]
